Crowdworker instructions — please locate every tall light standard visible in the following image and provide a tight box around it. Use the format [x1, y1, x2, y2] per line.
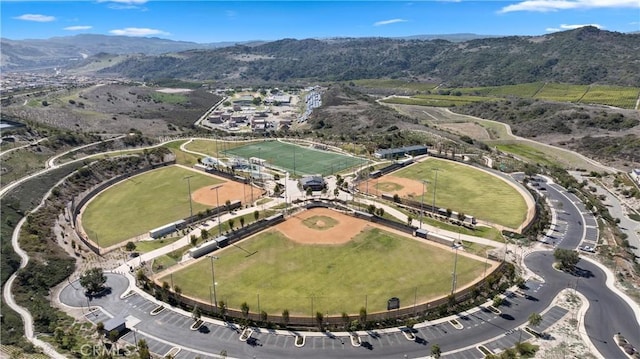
[207, 255, 219, 309]
[420, 180, 429, 229]
[184, 175, 195, 222]
[211, 185, 223, 235]
[451, 243, 459, 294]
[432, 168, 439, 214]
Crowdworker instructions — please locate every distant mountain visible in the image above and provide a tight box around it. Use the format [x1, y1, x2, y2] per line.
[0, 34, 241, 71]
[392, 33, 499, 42]
[92, 27, 640, 87]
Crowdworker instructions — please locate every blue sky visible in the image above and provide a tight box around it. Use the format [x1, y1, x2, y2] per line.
[2, 1, 639, 43]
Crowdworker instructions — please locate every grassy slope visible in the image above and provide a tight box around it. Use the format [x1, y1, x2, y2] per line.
[82, 165, 222, 246]
[161, 227, 483, 315]
[393, 158, 527, 228]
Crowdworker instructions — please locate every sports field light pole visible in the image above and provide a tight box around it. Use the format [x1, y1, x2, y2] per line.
[207, 255, 219, 309]
[211, 185, 223, 235]
[432, 168, 439, 215]
[451, 243, 459, 295]
[420, 180, 429, 229]
[184, 175, 195, 223]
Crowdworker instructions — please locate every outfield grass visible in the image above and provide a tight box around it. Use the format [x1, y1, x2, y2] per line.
[223, 140, 368, 176]
[82, 165, 223, 247]
[393, 158, 527, 229]
[161, 227, 483, 315]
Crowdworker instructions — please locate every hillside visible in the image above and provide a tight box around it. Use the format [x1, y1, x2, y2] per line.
[92, 27, 640, 87]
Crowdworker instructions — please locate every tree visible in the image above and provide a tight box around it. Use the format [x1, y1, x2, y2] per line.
[315, 311, 324, 330]
[528, 312, 542, 329]
[240, 217, 245, 227]
[359, 307, 367, 324]
[241, 302, 250, 319]
[446, 208, 452, 218]
[96, 321, 105, 335]
[306, 187, 313, 197]
[125, 241, 136, 251]
[138, 338, 151, 359]
[80, 267, 107, 295]
[554, 248, 580, 271]
[201, 228, 209, 241]
[492, 295, 503, 307]
[174, 285, 182, 297]
[282, 309, 290, 326]
[431, 343, 442, 358]
[342, 312, 350, 330]
[334, 188, 339, 197]
[192, 306, 202, 322]
[190, 234, 198, 247]
[229, 218, 235, 230]
[254, 210, 260, 221]
[457, 212, 466, 223]
[225, 199, 231, 211]
[219, 300, 227, 320]
[376, 207, 385, 217]
[260, 310, 268, 322]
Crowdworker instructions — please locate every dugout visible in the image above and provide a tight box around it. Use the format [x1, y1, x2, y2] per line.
[189, 236, 226, 258]
[415, 228, 428, 239]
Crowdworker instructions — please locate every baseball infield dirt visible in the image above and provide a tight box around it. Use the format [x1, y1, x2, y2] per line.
[274, 207, 368, 245]
[192, 180, 263, 206]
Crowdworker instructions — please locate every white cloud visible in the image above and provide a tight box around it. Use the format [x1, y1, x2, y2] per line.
[14, 14, 56, 22]
[64, 25, 93, 31]
[374, 19, 408, 26]
[109, 27, 169, 36]
[560, 23, 603, 29]
[546, 23, 604, 31]
[499, 0, 639, 13]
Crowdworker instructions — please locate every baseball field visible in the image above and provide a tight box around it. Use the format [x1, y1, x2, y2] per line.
[158, 208, 487, 316]
[81, 165, 259, 247]
[360, 158, 529, 229]
[222, 140, 368, 176]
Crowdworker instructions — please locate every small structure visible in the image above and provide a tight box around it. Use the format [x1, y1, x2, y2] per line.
[631, 169, 640, 185]
[374, 145, 428, 160]
[149, 220, 185, 239]
[415, 228, 428, 239]
[103, 316, 126, 336]
[234, 95, 255, 106]
[300, 175, 326, 191]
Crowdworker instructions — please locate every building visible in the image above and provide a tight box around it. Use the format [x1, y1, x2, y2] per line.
[300, 175, 326, 191]
[631, 169, 640, 184]
[374, 145, 429, 160]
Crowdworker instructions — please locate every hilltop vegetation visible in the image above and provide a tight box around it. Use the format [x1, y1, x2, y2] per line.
[92, 27, 640, 87]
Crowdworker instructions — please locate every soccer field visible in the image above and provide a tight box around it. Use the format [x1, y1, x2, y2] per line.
[82, 166, 223, 247]
[160, 225, 484, 316]
[389, 158, 528, 229]
[223, 140, 368, 176]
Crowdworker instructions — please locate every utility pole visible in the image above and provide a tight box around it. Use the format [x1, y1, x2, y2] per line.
[184, 175, 194, 222]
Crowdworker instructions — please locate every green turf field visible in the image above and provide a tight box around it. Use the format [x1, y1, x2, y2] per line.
[184, 139, 250, 157]
[161, 227, 483, 315]
[82, 165, 223, 247]
[392, 158, 527, 229]
[223, 140, 368, 176]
